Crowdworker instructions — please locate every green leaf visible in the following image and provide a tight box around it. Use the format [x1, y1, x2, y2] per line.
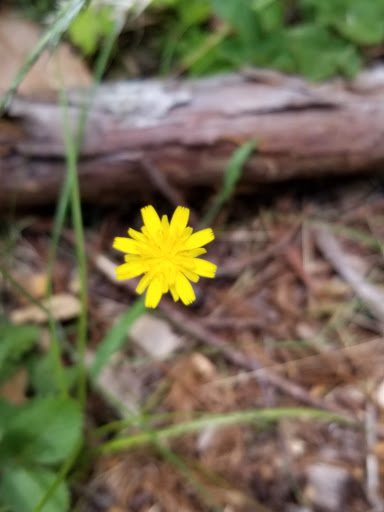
[286, 24, 361, 80]
[0, 397, 82, 465]
[253, 0, 284, 34]
[90, 297, 146, 380]
[300, 0, 384, 45]
[0, 322, 38, 385]
[0, 467, 69, 512]
[335, 1, 384, 45]
[0, 399, 18, 439]
[28, 353, 77, 396]
[68, 4, 115, 55]
[177, 0, 211, 26]
[208, 0, 261, 47]
[254, 24, 361, 80]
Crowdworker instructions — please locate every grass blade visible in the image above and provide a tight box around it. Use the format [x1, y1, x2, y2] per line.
[90, 297, 146, 380]
[0, 0, 89, 111]
[97, 407, 347, 453]
[201, 140, 256, 227]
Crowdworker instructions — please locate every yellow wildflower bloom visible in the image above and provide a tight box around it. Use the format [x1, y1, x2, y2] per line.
[113, 205, 217, 308]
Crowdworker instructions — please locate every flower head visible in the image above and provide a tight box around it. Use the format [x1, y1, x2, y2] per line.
[113, 205, 216, 308]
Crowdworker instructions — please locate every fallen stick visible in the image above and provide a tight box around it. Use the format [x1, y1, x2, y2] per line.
[3, 68, 384, 207]
[315, 226, 384, 324]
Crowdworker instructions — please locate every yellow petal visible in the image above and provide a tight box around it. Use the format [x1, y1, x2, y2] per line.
[113, 237, 140, 254]
[167, 264, 177, 285]
[173, 255, 195, 270]
[115, 262, 145, 280]
[170, 206, 190, 235]
[136, 272, 153, 294]
[184, 228, 214, 249]
[125, 255, 139, 262]
[170, 284, 179, 302]
[193, 258, 216, 278]
[161, 215, 170, 230]
[128, 228, 146, 242]
[162, 274, 170, 293]
[184, 248, 207, 257]
[175, 272, 196, 305]
[141, 205, 161, 236]
[182, 269, 200, 283]
[145, 277, 163, 308]
[178, 226, 193, 243]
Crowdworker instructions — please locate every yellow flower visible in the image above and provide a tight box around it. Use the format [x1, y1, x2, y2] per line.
[113, 205, 217, 308]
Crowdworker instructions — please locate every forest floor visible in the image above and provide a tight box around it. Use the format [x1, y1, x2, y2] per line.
[3, 176, 384, 512]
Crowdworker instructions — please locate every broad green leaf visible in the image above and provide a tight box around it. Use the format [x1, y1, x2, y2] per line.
[28, 352, 77, 396]
[0, 397, 82, 465]
[68, 4, 115, 55]
[0, 399, 18, 437]
[335, 1, 384, 45]
[284, 24, 361, 80]
[253, 0, 284, 34]
[300, 0, 384, 45]
[208, 0, 261, 47]
[254, 24, 361, 80]
[0, 467, 69, 512]
[0, 323, 38, 385]
[90, 297, 146, 379]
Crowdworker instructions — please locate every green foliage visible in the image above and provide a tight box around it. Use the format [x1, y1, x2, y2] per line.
[27, 353, 77, 396]
[68, 4, 115, 56]
[16, 0, 384, 80]
[0, 397, 82, 465]
[301, 0, 384, 45]
[0, 467, 69, 512]
[0, 322, 39, 385]
[254, 24, 361, 80]
[155, 0, 384, 80]
[0, 397, 82, 512]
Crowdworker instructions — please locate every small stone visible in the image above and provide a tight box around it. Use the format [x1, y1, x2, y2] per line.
[10, 293, 80, 324]
[305, 463, 350, 511]
[131, 314, 181, 359]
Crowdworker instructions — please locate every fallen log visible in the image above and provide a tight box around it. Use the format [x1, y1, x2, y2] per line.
[2, 68, 384, 208]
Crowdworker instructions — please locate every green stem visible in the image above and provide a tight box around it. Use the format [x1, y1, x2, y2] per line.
[59, 89, 88, 406]
[53, 22, 120, 406]
[96, 408, 347, 454]
[0, 0, 88, 111]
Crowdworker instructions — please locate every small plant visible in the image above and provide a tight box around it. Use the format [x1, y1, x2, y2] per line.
[0, 322, 83, 512]
[154, 0, 384, 79]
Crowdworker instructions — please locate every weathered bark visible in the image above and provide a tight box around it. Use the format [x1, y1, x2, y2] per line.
[2, 69, 384, 207]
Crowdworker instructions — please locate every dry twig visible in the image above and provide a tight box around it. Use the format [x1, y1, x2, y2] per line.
[315, 226, 384, 324]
